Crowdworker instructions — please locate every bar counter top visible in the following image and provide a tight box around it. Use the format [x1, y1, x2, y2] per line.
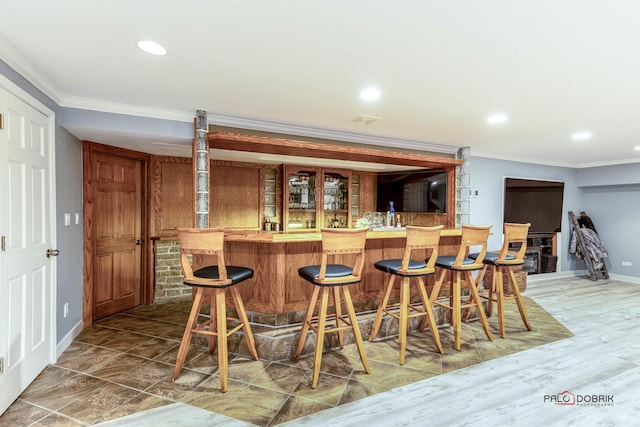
[222, 227, 462, 243]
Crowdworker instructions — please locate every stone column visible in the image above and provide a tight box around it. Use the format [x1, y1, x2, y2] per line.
[194, 110, 209, 228]
[456, 147, 471, 227]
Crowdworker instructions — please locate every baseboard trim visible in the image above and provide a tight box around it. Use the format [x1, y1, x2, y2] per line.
[607, 273, 640, 284]
[526, 270, 587, 283]
[56, 320, 84, 358]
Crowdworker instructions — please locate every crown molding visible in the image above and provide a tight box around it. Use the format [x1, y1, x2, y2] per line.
[474, 149, 640, 169]
[471, 151, 578, 169]
[0, 34, 65, 104]
[60, 95, 196, 122]
[575, 157, 640, 169]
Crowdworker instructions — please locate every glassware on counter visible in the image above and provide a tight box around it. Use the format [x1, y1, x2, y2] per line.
[372, 212, 384, 228]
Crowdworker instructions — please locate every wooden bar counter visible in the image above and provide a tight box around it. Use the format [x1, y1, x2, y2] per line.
[200, 228, 462, 315]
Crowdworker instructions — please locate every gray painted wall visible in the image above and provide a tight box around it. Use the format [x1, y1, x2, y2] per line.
[577, 162, 640, 186]
[576, 163, 640, 277]
[580, 183, 640, 277]
[1, 59, 84, 345]
[54, 127, 83, 339]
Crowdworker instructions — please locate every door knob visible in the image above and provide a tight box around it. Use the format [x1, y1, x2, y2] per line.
[135, 240, 144, 245]
[46, 249, 60, 257]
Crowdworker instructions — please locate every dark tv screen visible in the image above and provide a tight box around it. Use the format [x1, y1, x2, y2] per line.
[376, 169, 447, 213]
[503, 178, 564, 233]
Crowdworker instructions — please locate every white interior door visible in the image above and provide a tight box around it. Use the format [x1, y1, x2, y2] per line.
[0, 80, 56, 415]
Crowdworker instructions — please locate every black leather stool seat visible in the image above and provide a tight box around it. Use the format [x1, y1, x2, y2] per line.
[469, 252, 519, 266]
[435, 255, 477, 269]
[374, 259, 428, 276]
[193, 265, 254, 287]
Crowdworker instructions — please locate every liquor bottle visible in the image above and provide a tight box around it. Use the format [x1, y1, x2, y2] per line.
[386, 201, 395, 228]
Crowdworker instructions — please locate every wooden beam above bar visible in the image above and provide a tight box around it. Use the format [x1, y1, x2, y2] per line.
[208, 131, 462, 169]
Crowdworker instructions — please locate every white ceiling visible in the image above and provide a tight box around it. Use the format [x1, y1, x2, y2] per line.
[3, 0, 640, 168]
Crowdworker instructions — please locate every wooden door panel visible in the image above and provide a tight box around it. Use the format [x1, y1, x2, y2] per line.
[115, 250, 138, 299]
[93, 152, 142, 319]
[95, 189, 114, 238]
[120, 191, 137, 238]
[95, 254, 114, 305]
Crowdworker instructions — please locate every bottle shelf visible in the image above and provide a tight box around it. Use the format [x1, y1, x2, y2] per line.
[284, 165, 353, 231]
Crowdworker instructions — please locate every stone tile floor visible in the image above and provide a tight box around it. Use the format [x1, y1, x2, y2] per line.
[0, 297, 572, 426]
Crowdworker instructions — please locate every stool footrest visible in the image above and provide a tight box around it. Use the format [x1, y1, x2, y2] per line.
[383, 304, 432, 321]
[306, 314, 353, 335]
[192, 323, 216, 336]
[434, 298, 475, 309]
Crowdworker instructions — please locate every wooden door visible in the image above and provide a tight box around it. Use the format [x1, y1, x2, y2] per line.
[93, 152, 143, 319]
[0, 81, 56, 414]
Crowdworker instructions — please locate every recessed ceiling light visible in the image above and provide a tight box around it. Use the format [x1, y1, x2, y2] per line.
[634, 146, 640, 151]
[487, 114, 508, 124]
[571, 132, 592, 141]
[360, 87, 381, 101]
[137, 40, 167, 56]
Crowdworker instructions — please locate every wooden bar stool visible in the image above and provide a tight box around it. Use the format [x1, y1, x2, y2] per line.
[430, 224, 494, 351]
[471, 223, 532, 338]
[171, 228, 259, 393]
[293, 228, 371, 389]
[369, 225, 444, 364]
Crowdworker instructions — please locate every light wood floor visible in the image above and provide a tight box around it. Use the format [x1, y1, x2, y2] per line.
[282, 275, 640, 426]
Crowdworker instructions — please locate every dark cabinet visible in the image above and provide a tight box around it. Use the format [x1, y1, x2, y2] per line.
[519, 233, 557, 274]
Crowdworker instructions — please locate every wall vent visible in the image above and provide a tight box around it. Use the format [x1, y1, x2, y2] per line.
[348, 115, 382, 125]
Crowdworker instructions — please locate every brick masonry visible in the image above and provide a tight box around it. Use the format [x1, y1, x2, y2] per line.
[154, 240, 192, 304]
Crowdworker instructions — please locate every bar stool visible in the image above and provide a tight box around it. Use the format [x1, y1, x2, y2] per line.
[171, 228, 259, 393]
[293, 228, 371, 389]
[470, 222, 532, 338]
[369, 225, 444, 364]
[430, 224, 494, 351]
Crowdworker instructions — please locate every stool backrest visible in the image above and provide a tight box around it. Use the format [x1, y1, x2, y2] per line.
[402, 225, 444, 272]
[497, 222, 531, 264]
[177, 227, 229, 283]
[319, 228, 368, 283]
[453, 224, 492, 268]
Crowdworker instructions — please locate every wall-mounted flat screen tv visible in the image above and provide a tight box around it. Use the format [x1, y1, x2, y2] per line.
[503, 178, 564, 234]
[376, 169, 447, 213]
